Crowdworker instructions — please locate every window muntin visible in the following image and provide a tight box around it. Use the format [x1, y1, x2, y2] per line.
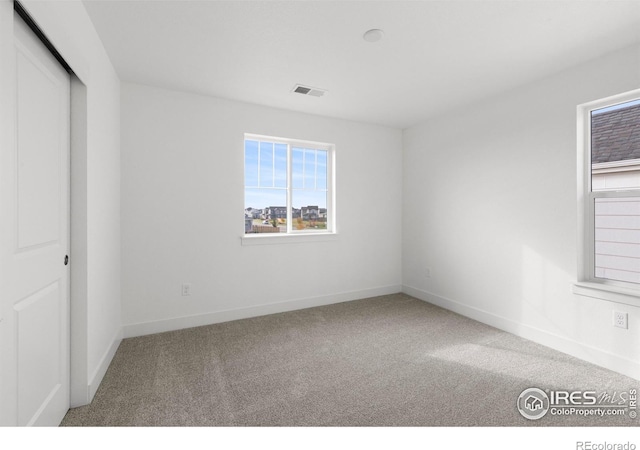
[580, 92, 640, 288]
[244, 135, 334, 235]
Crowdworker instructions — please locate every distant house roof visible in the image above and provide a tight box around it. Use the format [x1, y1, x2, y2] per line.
[592, 103, 640, 164]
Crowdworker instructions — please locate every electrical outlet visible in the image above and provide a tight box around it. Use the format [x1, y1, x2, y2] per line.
[613, 311, 628, 329]
[181, 283, 192, 296]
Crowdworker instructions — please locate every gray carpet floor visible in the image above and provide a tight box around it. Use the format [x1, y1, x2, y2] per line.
[61, 294, 639, 426]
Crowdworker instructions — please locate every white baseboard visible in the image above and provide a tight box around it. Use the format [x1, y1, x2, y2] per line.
[88, 327, 123, 402]
[402, 284, 640, 381]
[123, 284, 402, 339]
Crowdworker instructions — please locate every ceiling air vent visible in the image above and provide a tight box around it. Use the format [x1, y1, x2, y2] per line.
[292, 84, 327, 97]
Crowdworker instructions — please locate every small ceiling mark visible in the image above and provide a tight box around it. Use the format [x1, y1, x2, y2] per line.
[363, 29, 384, 43]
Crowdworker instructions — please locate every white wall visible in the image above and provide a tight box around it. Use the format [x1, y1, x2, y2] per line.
[0, 0, 122, 416]
[120, 82, 402, 336]
[403, 44, 640, 379]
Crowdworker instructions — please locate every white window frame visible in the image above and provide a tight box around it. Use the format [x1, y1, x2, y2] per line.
[574, 88, 640, 306]
[242, 133, 337, 245]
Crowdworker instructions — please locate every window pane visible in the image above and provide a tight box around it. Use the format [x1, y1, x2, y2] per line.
[245, 188, 286, 234]
[292, 190, 328, 231]
[274, 143, 287, 188]
[594, 197, 640, 284]
[317, 150, 327, 190]
[244, 140, 259, 187]
[292, 147, 304, 189]
[591, 99, 640, 192]
[259, 141, 274, 187]
[304, 149, 316, 188]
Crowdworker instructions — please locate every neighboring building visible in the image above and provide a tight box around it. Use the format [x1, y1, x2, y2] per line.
[263, 206, 287, 220]
[299, 206, 327, 222]
[591, 103, 640, 191]
[592, 104, 640, 164]
[245, 207, 262, 219]
[591, 103, 640, 283]
[257, 206, 326, 221]
[301, 205, 319, 220]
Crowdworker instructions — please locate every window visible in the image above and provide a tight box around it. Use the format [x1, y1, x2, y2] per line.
[578, 89, 640, 294]
[244, 134, 335, 236]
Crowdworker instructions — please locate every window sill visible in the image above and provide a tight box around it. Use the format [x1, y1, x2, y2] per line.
[572, 281, 640, 307]
[241, 232, 339, 246]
